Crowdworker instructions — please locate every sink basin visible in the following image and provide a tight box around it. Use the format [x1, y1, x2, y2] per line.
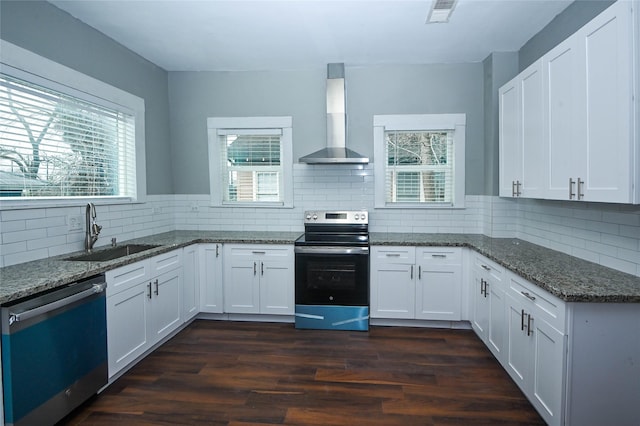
[65, 244, 160, 262]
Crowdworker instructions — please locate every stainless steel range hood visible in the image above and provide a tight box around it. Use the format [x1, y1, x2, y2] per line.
[299, 63, 369, 164]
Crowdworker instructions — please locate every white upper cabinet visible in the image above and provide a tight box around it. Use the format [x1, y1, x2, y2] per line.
[578, 1, 634, 203]
[544, 35, 583, 200]
[499, 76, 521, 197]
[501, 1, 638, 204]
[499, 59, 545, 198]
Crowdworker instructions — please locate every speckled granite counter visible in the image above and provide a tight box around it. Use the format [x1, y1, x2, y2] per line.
[371, 233, 640, 303]
[2, 230, 639, 305]
[0, 230, 301, 305]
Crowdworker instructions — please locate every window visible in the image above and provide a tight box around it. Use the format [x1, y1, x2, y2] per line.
[0, 40, 145, 207]
[374, 114, 465, 208]
[207, 117, 293, 207]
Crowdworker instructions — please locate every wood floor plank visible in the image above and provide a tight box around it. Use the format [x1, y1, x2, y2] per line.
[60, 320, 544, 425]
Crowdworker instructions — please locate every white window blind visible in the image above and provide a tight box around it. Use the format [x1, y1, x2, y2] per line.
[374, 114, 465, 209]
[218, 129, 283, 203]
[385, 130, 454, 203]
[0, 73, 136, 198]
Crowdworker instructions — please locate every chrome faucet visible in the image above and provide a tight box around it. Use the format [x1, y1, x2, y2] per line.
[85, 203, 102, 252]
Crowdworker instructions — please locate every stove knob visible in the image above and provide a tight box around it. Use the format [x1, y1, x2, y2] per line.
[361, 213, 366, 220]
[354, 214, 359, 220]
[306, 214, 312, 220]
[312, 214, 318, 220]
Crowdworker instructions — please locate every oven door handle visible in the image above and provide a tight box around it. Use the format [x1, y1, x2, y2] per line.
[294, 246, 369, 255]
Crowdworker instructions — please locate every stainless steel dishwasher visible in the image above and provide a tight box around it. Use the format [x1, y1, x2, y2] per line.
[1, 274, 107, 426]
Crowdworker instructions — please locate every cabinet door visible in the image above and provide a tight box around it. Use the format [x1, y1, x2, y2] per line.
[505, 292, 533, 391]
[259, 259, 294, 315]
[579, 1, 633, 203]
[545, 36, 582, 200]
[182, 245, 199, 321]
[499, 76, 521, 197]
[224, 258, 260, 314]
[370, 262, 415, 319]
[470, 269, 489, 338]
[199, 244, 223, 313]
[487, 284, 506, 363]
[106, 283, 151, 377]
[531, 317, 566, 426]
[416, 264, 461, 321]
[151, 268, 183, 343]
[520, 59, 545, 198]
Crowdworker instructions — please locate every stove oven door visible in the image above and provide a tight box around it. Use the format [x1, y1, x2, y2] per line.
[294, 246, 369, 330]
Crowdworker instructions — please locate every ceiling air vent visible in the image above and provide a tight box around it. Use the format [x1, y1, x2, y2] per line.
[426, 0, 458, 24]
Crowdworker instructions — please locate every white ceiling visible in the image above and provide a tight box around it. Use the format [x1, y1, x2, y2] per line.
[48, 0, 573, 72]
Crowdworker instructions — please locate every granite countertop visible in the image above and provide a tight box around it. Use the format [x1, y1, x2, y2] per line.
[1, 230, 639, 305]
[370, 233, 640, 303]
[0, 230, 301, 305]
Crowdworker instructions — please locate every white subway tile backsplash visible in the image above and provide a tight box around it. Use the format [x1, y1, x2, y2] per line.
[1, 166, 639, 278]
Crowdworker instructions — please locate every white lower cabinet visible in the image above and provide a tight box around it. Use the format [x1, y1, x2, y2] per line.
[223, 244, 294, 315]
[504, 273, 566, 426]
[470, 254, 506, 363]
[199, 243, 223, 313]
[371, 246, 462, 321]
[106, 249, 183, 378]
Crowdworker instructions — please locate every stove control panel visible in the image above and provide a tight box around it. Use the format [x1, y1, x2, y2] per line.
[304, 210, 368, 225]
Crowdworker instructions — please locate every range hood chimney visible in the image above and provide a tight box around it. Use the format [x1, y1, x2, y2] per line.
[299, 63, 369, 164]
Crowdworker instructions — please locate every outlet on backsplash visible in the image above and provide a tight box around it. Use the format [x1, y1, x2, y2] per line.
[67, 215, 83, 232]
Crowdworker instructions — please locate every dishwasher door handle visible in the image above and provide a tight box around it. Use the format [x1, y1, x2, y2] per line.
[8, 282, 106, 326]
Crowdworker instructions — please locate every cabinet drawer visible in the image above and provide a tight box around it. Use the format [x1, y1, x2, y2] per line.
[372, 246, 415, 263]
[416, 247, 462, 265]
[106, 259, 150, 297]
[508, 274, 565, 333]
[150, 249, 183, 275]
[474, 254, 504, 282]
[227, 244, 293, 258]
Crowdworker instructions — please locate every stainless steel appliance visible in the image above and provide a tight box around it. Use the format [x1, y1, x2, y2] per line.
[294, 210, 370, 331]
[1, 275, 107, 426]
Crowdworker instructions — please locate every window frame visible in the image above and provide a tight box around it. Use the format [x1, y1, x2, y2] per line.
[207, 116, 293, 208]
[373, 114, 466, 209]
[0, 40, 146, 210]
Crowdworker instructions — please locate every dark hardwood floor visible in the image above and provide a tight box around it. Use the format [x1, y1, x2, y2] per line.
[61, 320, 545, 425]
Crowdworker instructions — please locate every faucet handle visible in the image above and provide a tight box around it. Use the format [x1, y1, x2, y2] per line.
[92, 223, 102, 234]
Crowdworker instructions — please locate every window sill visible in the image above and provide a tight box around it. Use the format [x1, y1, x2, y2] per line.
[375, 202, 465, 210]
[0, 197, 141, 211]
[215, 201, 294, 209]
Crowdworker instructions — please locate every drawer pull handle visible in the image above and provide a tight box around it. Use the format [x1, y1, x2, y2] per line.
[527, 314, 533, 336]
[252, 251, 266, 255]
[386, 253, 401, 257]
[431, 254, 447, 258]
[216, 244, 219, 257]
[410, 265, 414, 280]
[481, 265, 491, 271]
[521, 291, 536, 301]
[418, 265, 422, 280]
[147, 282, 152, 299]
[154, 279, 159, 296]
[521, 309, 526, 331]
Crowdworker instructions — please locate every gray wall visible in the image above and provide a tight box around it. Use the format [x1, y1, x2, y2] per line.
[519, 0, 616, 71]
[169, 63, 485, 195]
[483, 53, 518, 196]
[0, 1, 173, 194]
